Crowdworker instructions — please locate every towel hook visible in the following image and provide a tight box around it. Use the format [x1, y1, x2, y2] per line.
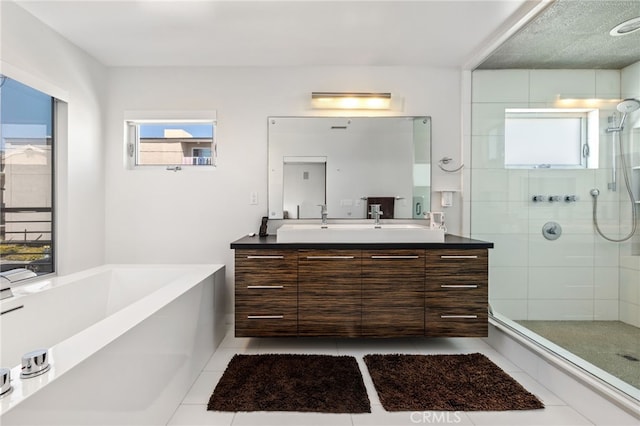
[438, 157, 464, 173]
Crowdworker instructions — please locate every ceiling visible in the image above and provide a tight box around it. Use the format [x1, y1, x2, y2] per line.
[12, 0, 640, 70]
[12, 0, 530, 68]
[477, 0, 640, 69]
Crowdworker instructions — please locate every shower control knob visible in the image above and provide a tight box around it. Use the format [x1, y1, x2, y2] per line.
[548, 195, 561, 202]
[564, 195, 578, 202]
[542, 221, 562, 240]
[532, 195, 545, 202]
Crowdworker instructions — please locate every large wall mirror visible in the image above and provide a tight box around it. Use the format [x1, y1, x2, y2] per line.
[268, 116, 431, 220]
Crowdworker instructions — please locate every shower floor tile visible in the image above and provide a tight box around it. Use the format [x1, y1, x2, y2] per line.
[517, 320, 640, 389]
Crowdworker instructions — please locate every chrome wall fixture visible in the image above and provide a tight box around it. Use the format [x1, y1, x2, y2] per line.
[591, 98, 640, 242]
[542, 221, 562, 240]
[437, 157, 464, 173]
[531, 194, 579, 203]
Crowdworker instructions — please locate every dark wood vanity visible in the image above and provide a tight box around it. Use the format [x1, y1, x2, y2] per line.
[231, 234, 493, 338]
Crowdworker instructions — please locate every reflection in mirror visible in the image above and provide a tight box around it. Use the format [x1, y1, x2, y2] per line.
[268, 116, 431, 219]
[282, 157, 326, 218]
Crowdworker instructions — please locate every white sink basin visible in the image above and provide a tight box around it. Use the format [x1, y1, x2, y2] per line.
[276, 223, 445, 243]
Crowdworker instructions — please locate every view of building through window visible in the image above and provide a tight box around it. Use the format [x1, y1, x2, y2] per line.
[0, 76, 55, 276]
[131, 122, 216, 167]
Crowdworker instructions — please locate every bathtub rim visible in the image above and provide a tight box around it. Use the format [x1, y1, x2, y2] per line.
[0, 263, 225, 417]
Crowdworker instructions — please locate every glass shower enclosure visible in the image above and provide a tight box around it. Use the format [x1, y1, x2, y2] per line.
[470, 68, 640, 401]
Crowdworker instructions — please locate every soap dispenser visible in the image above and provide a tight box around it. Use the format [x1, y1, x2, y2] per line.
[259, 216, 269, 237]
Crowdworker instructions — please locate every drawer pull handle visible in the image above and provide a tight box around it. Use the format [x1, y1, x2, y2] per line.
[371, 255, 420, 259]
[440, 315, 478, 319]
[306, 256, 355, 260]
[247, 285, 284, 289]
[247, 315, 284, 319]
[440, 284, 479, 289]
[440, 255, 479, 259]
[246, 255, 285, 259]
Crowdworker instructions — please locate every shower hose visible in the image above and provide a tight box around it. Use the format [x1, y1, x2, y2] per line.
[591, 127, 638, 242]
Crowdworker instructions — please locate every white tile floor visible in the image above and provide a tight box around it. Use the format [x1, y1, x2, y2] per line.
[166, 329, 626, 426]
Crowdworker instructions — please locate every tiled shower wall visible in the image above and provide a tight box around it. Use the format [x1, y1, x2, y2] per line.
[471, 68, 640, 325]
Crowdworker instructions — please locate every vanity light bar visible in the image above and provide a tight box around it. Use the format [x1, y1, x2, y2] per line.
[311, 92, 391, 110]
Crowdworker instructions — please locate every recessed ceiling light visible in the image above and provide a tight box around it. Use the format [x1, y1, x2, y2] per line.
[610, 16, 640, 36]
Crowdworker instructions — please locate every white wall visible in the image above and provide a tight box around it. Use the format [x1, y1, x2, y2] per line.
[471, 69, 625, 321]
[104, 66, 464, 312]
[0, 1, 108, 275]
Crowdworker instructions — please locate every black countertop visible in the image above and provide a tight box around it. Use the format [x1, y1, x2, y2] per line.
[230, 234, 493, 250]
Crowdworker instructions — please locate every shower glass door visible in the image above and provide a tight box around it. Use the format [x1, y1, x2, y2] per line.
[470, 69, 640, 401]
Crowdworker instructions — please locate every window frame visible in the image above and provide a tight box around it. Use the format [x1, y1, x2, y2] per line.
[504, 108, 599, 169]
[124, 111, 217, 171]
[0, 75, 57, 279]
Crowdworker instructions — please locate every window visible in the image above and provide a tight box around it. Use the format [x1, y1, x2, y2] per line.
[191, 147, 212, 165]
[0, 75, 55, 277]
[504, 108, 599, 169]
[126, 117, 216, 168]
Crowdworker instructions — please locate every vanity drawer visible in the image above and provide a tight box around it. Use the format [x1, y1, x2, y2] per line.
[362, 249, 425, 270]
[425, 282, 487, 308]
[235, 280, 297, 299]
[426, 249, 488, 277]
[425, 307, 488, 337]
[235, 306, 298, 337]
[235, 249, 298, 286]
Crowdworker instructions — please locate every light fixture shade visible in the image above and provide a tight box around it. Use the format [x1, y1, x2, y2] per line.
[311, 92, 391, 110]
[610, 16, 640, 36]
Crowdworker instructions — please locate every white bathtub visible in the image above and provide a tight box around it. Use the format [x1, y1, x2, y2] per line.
[0, 264, 226, 425]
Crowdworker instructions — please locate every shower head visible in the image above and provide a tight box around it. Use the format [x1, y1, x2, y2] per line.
[617, 98, 640, 114]
[612, 98, 640, 131]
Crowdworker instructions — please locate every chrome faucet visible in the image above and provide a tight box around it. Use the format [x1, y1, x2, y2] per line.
[0, 281, 13, 300]
[368, 204, 383, 227]
[318, 204, 328, 227]
[1, 268, 37, 300]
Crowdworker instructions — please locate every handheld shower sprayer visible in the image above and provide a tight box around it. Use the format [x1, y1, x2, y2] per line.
[592, 98, 639, 242]
[607, 98, 640, 132]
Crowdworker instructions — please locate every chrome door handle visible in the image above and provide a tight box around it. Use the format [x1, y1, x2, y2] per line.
[247, 285, 284, 289]
[440, 315, 478, 319]
[305, 256, 355, 259]
[440, 284, 479, 288]
[370, 255, 420, 259]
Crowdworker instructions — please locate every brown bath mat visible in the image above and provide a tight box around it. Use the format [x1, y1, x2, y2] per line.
[364, 353, 544, 411]
[207, 354, 371, 413]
